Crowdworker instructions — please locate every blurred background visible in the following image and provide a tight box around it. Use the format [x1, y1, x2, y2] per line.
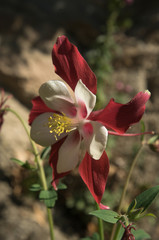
[0, 0, 159, 239]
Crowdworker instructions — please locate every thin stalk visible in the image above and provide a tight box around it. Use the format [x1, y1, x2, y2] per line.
[118, 145, 143, 214]
[5, 108, 37, 156]
[96, 202, 104, 240]
[112, 222, 122, 240]
[5, 108, 55, 240]
[110, 144, 144, 240]
[36, 153, 55, 240]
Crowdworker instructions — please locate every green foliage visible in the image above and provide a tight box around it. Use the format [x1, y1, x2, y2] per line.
[39, 189, 58, 208]
[40, 146, 51, 159]
[128, 185, 159, 214]
[116, 226, 125, 240]
[10, 158, 36, 170]
[148, 134, 159, 152]
[148, 135, 159, 145]
[81, 232, 100, 240]
[57, 181, 67, 190]
[132, 229, 151, 240]
[29, 183, 41, 192]
[90, 210, 119, 224]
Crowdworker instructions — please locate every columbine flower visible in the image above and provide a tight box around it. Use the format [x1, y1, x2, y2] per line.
[29, 36, 150, 205]
[0, 89, 11, 131]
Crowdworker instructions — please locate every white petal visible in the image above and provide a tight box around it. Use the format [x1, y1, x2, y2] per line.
[39, 80, 76, 116]
[84, 121, 108, 160]
[75, 80, 96, 117]
[57, 131, 81, 173]
[30, 112, 67, 146]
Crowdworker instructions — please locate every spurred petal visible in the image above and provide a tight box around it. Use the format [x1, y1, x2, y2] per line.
[83, 121, 108, 160]
[79, 151, 109, 204]
[75, 80, 96, 118]
[52, 36, 97, 94]
[29, 96, 54, 125]
[57, 130, 81, 173]
[39, 80, 77, 117]
[89, 91, 151, 134]
[30, 112, 67, 146]
[99, 203, 110, 210]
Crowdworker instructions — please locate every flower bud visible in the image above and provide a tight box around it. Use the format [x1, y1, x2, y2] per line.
[148, 135, 159, 153]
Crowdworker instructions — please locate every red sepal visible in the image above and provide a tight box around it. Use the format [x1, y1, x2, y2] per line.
[49, 137, 71, 184]
[28, 96, 54, 125]
[79, 151, 109, 204]
[89, 91, 150, 134]
[52, 35, 97, 94]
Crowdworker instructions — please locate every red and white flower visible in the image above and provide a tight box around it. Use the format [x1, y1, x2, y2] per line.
[29, 36, 150, 205]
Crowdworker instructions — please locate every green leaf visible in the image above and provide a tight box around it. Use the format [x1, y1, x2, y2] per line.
[144, 213, 156, 218]
[128, 185, 159, 213]
[116, 226, 125, 240]
[11, 158, 36, 170]
[39, 190, 58, 208]
[148, 135, 159, 145]
[92, 233, 100, 240]
[43, 198, 57, 208]
[39, 190, 57, 200]
[57, 182, 67, 190]
[90, 210, 119, 224]
[29, 183, 41, 192]
[81, 233, 99, 240]
[128, 208, 144, 221]
[40, 146, 51, 159]
[132, 229, 151, 240]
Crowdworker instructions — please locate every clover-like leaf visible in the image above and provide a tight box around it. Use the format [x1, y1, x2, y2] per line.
[39, 190, 58, 208]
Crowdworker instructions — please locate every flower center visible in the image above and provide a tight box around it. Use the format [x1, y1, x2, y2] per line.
[48, 113, 77, 140]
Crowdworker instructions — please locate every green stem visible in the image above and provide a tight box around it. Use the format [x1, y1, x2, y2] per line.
[5, 108, 55, 240]
[118, 145, 143, 214]
[113, 222, 122, 240]
[110, 144, 144, 240]
[36, 153, 55, 240]
[96, 202, 104, 240]
[5, 108, 36, 156]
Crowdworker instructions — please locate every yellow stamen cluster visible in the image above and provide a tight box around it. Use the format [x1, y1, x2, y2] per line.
[48, 113, 75, 140]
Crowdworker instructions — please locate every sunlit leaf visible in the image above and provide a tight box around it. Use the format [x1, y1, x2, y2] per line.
[148, 135, 159, 145]
[90, 210, 119, 223]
